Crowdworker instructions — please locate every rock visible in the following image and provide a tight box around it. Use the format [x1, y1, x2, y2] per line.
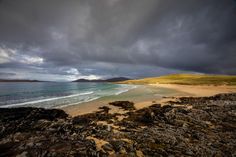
[0, 107, 68, 122]
[16, 151, 28, 157]
[185, 150, 194, 155]
[109, 101, 136, 111]
[102, 143, 113, 151]
[72, 116, 91, 125]
[136, 109, 155, 124]
[0, 107, 68, 138]
[99, 106, 111, 114]
[13, 132, 25, 142]
[109, 140, 125, 152]
[0, 93, 236, 156]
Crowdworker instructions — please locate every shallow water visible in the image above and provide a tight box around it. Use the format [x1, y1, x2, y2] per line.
[0, 82, 135, 108]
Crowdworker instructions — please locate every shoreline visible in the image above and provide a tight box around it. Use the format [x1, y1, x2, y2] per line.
[1, 93, 236, 156]
[62, 84, 236, 116]
[62, 84, 186, 116]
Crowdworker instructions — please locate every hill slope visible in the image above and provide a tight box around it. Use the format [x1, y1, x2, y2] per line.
[119, 74, 236, 85]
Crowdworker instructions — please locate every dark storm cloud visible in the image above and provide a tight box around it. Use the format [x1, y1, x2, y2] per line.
[0, 0, 236, 81]
[0, 72, 16, 78]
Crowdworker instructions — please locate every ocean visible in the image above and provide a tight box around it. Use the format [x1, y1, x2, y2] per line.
[0, 82, 135, 108]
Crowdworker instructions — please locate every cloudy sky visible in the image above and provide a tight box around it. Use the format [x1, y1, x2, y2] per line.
[0, 0, 236, 81]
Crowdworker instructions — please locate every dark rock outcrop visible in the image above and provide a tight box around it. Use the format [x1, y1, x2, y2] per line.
[109, 101, 136, 111]
[1, 93, 236, 156]
[0, 108, 99, 157]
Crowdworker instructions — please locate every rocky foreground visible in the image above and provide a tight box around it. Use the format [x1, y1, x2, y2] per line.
[0, 93, 236, 157]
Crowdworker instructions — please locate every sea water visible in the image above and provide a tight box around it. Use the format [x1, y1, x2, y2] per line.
[0, 82, 135, 108]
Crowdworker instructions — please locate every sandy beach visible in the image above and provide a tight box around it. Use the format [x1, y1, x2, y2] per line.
[2, 92, 236, 156]
[152, 84, 236, 96]
[2, 82, 236, 156]
[63, 84, 236, 116]
[62, 85, 180, 116]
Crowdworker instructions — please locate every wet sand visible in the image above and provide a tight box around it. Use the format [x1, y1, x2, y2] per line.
[63, 84, 236, 116]
[152, 84, 236, 96]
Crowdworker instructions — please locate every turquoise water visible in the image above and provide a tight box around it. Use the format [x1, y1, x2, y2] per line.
[0, 82, 135, 108]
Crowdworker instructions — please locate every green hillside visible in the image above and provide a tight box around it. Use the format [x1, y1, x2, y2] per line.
[119, 74, 236, 85]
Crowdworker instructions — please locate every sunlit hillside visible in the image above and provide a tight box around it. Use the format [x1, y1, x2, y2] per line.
[119, 74, 236, 85]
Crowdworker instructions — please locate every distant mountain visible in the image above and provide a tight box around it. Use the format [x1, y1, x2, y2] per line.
[0, 79, 45, 82]
[73, 77, 130, 83]
[104, 77, 131, 82]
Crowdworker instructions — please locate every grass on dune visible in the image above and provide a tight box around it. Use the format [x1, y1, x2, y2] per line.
[119, 74, 236, 85]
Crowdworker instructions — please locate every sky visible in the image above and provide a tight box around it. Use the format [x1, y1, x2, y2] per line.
[0, 0, 236, 81]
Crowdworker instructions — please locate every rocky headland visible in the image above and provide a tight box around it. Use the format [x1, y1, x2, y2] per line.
[0, 93, 236, 157]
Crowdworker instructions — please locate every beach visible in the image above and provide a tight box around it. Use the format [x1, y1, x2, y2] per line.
[1, 92, 236, 156]
[63, 84, 236, 116]
[1, 82, 236, 156]
[1, 0, 235, 156]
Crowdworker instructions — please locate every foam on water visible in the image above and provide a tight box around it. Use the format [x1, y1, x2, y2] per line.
[0, 91, 94, 108]
[0, 82, 136, 108]
[115, 85, 137, 95]
[57, 96, 100, 109]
